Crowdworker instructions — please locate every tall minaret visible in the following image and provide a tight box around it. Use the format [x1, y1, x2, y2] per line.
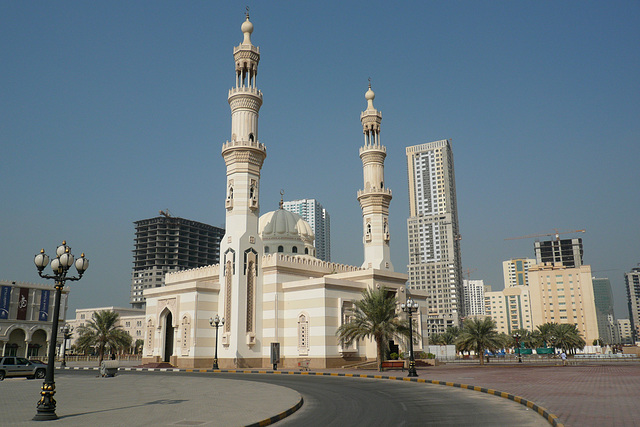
[358, 83, 393, 271]
[218, 11, 265, 364]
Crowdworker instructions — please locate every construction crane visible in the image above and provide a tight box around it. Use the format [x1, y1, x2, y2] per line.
[504, 229, 585, 241]
[159, 209, 173, 218]
[463, 268, 477, 280]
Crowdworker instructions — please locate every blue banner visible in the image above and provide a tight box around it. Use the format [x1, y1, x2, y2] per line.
[39, 289, 50, 321]
[0, 286, 11, 319]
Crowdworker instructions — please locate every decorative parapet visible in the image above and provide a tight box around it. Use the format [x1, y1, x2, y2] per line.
[262, 254, 362, 274]
[165, 264, 220, 283]
[360, 110, 382, 121]
[228, 86, 263, 99]
[233, 43, 260, 56]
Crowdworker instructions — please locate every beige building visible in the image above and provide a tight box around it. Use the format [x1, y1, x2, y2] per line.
[0, 280, 69, 359]
[617, 318, 633, 344]
[141, 15, 428, 370]
[485, 286, 533, 334]
[528, 263, 599, 343]
[67, 306, 144, 351]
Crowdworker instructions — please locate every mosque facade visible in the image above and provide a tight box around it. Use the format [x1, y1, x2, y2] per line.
[142, 14, 427, 369]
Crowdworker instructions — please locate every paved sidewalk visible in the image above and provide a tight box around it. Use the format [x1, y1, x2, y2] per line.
[0, 372, 301, 426]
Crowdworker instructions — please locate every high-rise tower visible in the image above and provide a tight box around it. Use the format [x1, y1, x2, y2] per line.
[406, 140, 463, 331]
[357, 84, 393, 271]
[218, 12, 266, 360]
[282, 198, 331, 261]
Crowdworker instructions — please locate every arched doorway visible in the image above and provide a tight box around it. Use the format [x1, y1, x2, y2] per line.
[7, 329, 26, 357]
[30, 330, 47, 358]
[163, 311, 174, 363]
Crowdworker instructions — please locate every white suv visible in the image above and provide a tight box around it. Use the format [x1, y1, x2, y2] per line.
[0, 356, 47, 380]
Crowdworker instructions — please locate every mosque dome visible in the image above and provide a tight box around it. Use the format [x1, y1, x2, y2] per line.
[259, 209, 316, 257]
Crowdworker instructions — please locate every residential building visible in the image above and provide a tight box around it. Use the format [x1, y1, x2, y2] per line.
[130, 214, 224, 308]
[591, 277, 618, 345]
[463, 279, 486, 316]
[503, 258, 536, 288]
[406, 139, 464, 332]
[0, 280, 69, 358]
[534, 238, 583, 267]
[485, 286, 533, 335]
[528, 263, 599, 343]
[282, 199, 331, 261]
[617, 318, 633, 345]
[625, 267, 640, 342]
[67, 306, 145, 351]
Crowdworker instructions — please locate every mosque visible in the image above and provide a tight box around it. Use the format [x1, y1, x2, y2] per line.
[141, 14, 427, 369]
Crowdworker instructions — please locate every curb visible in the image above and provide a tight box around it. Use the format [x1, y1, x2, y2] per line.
[58, 367, 563, 426]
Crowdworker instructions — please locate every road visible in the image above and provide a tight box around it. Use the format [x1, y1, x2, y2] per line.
[62, 370, 547, 426]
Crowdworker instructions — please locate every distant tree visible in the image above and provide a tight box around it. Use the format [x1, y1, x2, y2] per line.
[536, 323, 557, 346]
[76, 310, 133, 364]
[553, 323, 585, 354]
[134, 339, 145, 355]
[456, 317, 501, 365]
[336, 286, 411, 372]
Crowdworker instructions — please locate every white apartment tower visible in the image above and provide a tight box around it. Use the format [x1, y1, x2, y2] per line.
[357, 84, 393, 271]
[406, 140, 463, 329]
[218, 12, 266, 359]
[463, 279, 486, 316]
[503, 258, 536, 288]
[282, 199, 331, 261]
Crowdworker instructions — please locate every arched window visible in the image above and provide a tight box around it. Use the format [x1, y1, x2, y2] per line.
[278, 246, 284, 253]
[264, 246, 270, 254]
[304, 248, 309, 255]
[249, 133, 254, 142]
[292, 246, 298, 253]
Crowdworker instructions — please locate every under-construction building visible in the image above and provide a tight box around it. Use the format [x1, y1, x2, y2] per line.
[130, 213, 224, 308]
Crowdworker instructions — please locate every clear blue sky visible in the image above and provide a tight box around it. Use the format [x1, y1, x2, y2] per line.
[1, 1, 638, 319]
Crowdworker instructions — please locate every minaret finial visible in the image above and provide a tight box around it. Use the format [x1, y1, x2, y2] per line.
[368, 77, 371, 89]
[279, 189, 284, 209]
[245, 6, 250, 19]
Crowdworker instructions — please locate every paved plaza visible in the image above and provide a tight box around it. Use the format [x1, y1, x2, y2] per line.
[0, 361, 637, 426]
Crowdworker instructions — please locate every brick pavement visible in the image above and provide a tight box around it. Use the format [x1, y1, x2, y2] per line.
[393, 363, 640, 426]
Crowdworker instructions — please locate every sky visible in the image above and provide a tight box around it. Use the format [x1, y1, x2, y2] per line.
[1, 1, 638, 319]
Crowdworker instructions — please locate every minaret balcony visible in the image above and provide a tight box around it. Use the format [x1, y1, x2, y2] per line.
[222, 139, 267, 153]
[360, 110, 382, 120]
[228, 86, 263, 99]
[234, 43, 260, 55]
[357, 188, 392, 198]
[359, 144, 387, 155]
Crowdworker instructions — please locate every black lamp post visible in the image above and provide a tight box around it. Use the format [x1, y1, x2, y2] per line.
[401, 298, 419, 377]
[209, 315, 224, 369]
[60, 325, 73, 368]
[33, 241, 88, 421]
[513, 332, 522, 363]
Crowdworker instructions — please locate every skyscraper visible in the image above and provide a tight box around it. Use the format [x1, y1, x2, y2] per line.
[591, 277, 618, 345]
[534, 238, 583, 267]
[282, 199, 331, 261]
[130, 213, 224, 308]
[625, 267, 640, 342]
[406, 139, 463, 332]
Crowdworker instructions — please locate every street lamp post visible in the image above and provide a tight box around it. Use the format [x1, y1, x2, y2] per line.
[401, 298, 419, 377]
[60, 325, 73, 368]
[513, 332, 522, 363]
[209, 315, 224, 370]
[33, 241, 88, 421]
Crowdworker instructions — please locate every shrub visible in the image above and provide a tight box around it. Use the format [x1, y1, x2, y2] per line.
[389, 352, 399, 360]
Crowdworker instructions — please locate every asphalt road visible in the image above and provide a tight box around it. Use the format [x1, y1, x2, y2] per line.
[59, 370, 548, 426]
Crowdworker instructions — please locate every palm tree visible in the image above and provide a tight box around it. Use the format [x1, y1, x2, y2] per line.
[456, 317, 502, 365]
[76, 310, 133, 364]
[553, 323, 585, 354]
[336, 286, 411, 372]
[536, 323, 557, 347]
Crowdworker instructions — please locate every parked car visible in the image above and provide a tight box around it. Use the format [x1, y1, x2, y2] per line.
[0, 357, 47, 380]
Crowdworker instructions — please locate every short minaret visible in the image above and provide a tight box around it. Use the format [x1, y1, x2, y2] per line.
[218, 11, 265, 365]
[357, 83, 393, 271]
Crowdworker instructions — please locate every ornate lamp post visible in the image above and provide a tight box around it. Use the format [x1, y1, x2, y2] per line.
[401, 298, 419, 377]
[512, 332, 522, 363]
[33, 241, 88, 421]
[209, 315, 224, 369]
[60, 325, 73, 368]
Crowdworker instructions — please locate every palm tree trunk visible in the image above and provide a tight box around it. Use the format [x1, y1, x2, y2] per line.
[376, 337, 384, 372]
